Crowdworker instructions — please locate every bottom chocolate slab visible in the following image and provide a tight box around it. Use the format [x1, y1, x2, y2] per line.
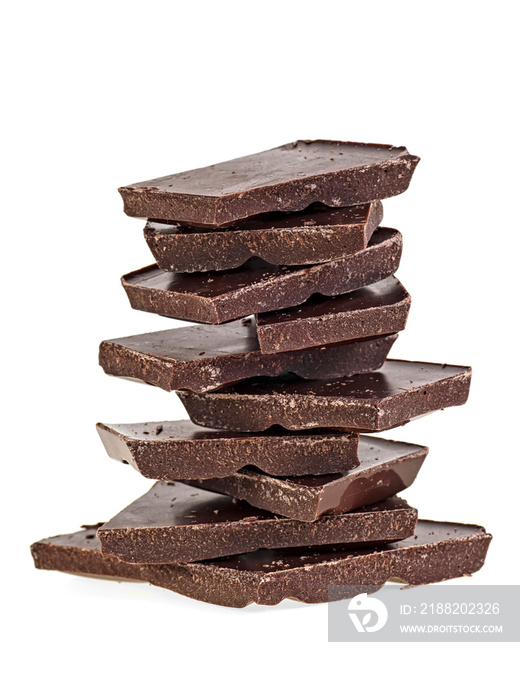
[183, 436, 428, 521]
[31, 521, 491, 607]
[97, 483, 416, 563]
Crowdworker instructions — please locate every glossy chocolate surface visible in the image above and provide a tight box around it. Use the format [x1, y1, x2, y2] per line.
[97, 482, 417, 563]
[31, 520, 491, 607]
[178, 359, 472, 432]
[256, 276, 411, 353]
[119, 140, 419, 226]
[99, 318, 397, 393]
[184, 435, 428, 521]
[97, 420, 360, 479]
[144, 201, 383, 272]
[121, 228, 402, 324]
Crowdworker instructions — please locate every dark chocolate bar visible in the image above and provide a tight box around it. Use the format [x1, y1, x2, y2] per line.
[183, 435, 428, 521]
[119, 141, 419, 227]
[31, 521, 491, 607]
[178, 359, 472, 432]
[121, 228, 402, 324]
[97, 483, 417, 563]
[99, 317, 397, 393]
[144, 201, 383, 272]
[256, 276, 411, 354]
[96, 420, 360, 479]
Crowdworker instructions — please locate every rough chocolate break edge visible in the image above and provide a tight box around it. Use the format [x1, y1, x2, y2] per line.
[119, 140, 419, 227]
[183, 435, 428, 521]
[144, 201, 383, 272]
[31, 521, 491, 607]
[97, 483, 418, 563]
[99, 317, 397, 393]
[96, 420, 361, 479]
[177, 359, 472, 432]
[256, 276, 411, 354]
[121, 227, 402, 324]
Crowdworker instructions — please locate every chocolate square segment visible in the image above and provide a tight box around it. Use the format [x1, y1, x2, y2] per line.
[99, 317, 397, 393]
[177, 359, 472, 432]
[183, 435, 428, 520]
[256, 276, 411, 354]
[121, 228, 403, 324]
[97, 482, 418, 563]
[96, 420, 360, 479]
[144, 201, 383, 272]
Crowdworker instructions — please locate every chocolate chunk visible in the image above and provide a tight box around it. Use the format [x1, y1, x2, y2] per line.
[31, 521, 491, 607]
[144, 202, 383, 272]
[121, 228, 402, 324]
[118, 141, 418, 227]
[99, 317, 397, 393]
[177, 359, 472, 432]
[96, 483, 417, 563]
[96, 420, 360, 479]
[183, 436, 428, 521]
[256, 276, 411, 354]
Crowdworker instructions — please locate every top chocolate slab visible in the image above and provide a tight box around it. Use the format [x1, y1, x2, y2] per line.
[144, 201, 383, 272]
[119, 140, 419, 227]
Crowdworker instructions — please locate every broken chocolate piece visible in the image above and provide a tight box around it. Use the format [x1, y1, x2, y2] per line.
[183, 436, 428, 521]
[97, 483, 417, 563]
[31, 521, 491, 607]
[99, 318, 397, 393]
[144, 201, 383, 272]
[96, 420, 360, 479]
[256, 276, 411, 354]
[177, 359, 472, 432]
[121, 228, 402, 324]
[118, 141, 419, 227]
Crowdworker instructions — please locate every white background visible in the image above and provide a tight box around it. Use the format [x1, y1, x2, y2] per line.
[2, 1, 519, 697]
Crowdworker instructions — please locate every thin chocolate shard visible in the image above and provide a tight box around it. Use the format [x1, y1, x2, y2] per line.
[31, 520, 491, 607]
[118, 140, 419, 227]
[177, 359, 472, 432]
[99, 317, 397, 393]
[97, 483, 417, 563]
[121, 228, 402, 324]
[144, 201, 383, 272]
[256, 276, 411, 354]
[183, 435, 428, 521]
[96, 420, 360, 479]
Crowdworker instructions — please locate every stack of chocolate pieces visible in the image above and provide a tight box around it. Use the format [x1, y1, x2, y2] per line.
[31, 141, 491, 607]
